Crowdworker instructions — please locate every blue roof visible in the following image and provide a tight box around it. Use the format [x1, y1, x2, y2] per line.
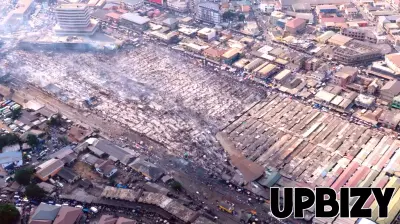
[0, 151, 22, 165]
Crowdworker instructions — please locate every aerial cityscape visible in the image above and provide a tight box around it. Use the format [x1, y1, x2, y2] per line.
[1, 0, 400, 223]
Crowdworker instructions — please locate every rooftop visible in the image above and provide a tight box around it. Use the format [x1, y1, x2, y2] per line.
[162, 18, 178, 26]
[53, 206, 82, 224]
[121, 13, 150, 25]
[92, 139, 137, 165]
[286, 18, 306, 29]
[49, 145, 74, 160]
[382, 80, 400, 93]
[56, 4, 87, 10]
[0, 151, 22, 166]
[328, 34, 353, 46]
[129, 157, 164, 180]
[57, 167, 79, 182]
[198, 2, 219, 11]
[386, 53, 400, 69]
[31, 203, 61, 221]
[36, 158, 64, 179]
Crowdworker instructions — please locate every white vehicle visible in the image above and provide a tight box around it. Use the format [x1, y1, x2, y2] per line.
[62, 203, 69, 206]
[55, 204, 62, 207]
[13, 195, 20, 199]
[75, 205, 83, 208]
[0, 194, 7, 198]
[90, 207, 98, 213]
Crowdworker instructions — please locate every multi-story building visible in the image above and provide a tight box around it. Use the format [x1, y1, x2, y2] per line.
[381, 80, 400, 102]
[304, 58, 321, 71]
[332, 66, 357, 87]
[197, 27, 216, 41]
[340, 28, 365, 41]
[167, 0, 189, 12]
[122, 0, 144, 10]
[120, 13, 150, 31]
[54, 4, 98, 36]
[197, 2, 221, 24]
[333, 40, 382, 65]
[355, 94, 375, 108]
[378, 110, 400, 130]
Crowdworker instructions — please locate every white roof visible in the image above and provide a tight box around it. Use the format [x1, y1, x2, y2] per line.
[315, 90, 336, 102]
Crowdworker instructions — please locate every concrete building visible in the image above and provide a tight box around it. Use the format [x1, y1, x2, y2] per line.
[381, 80, 400, 102]
[385, 53, 400, 74]
[368, 78, 381, 94]
[305, 58, 321, 71]
[1, 0, 35, 32]
[162, 18, 178, 29]
[259, 1, 276, 13]
[316, 5, 338, 14]
[167, 0, 189, 12]
[121, 0, 144, 10]
[120, 13, 150, 31]
[345, 7, 358, 16]
[54, 4, 99, 36]
[222, 48, 241, 65]
[333, 40, 382, 65]
[341, 28, 366, 41]
[197, 27, 216, 41]
[355, 94, 376, 108]
[332, 66, 358, 87]
[280, 0, 351, 6]
[197, 2, 221, 24]
[378, 110, 400, 129]
[291, 3, 312, 12]
[285, 18, 306, 34]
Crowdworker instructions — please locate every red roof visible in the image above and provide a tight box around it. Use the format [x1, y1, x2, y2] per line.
[345, 166, 370, 187]
[106, 12, 121, 20]
[365, 176, 389, 208]
[331, 161, 360, 193]
[285, 18, 306, 29]
[241, 5, 251, 13]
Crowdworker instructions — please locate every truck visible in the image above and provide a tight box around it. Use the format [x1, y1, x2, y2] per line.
[218, 201, 234, 214]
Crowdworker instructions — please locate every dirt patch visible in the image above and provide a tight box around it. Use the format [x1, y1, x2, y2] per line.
[72, 161, 105, 183]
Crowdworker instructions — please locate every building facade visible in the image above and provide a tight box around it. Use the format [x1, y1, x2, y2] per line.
[341, 28, 366, 41]
[167, 0, 189, 12]
[54, 4, 98, 36]
[197, 2, 221, 24]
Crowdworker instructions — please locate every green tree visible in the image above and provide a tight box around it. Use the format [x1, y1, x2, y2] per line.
[170, 180, 183, 191]
[25, 184, 46, 200]
[11, 107, 21, 119]
[27, 134, 39, 147]
[238, 13, 245, 22]
[58, 136, 69, 145]
[14, 168, 33, 186]
[223, 10, 236, 21]
[0, 204, 20, 224]
[48, 113, 62, 126]
[0, 133, 20, 149]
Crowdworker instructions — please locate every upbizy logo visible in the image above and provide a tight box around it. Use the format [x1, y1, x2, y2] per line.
[270, 187, 395, 219]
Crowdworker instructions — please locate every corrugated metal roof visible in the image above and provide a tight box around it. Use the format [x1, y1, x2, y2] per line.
[121, 13, 150, 25]
[331, 161, 360, 193]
